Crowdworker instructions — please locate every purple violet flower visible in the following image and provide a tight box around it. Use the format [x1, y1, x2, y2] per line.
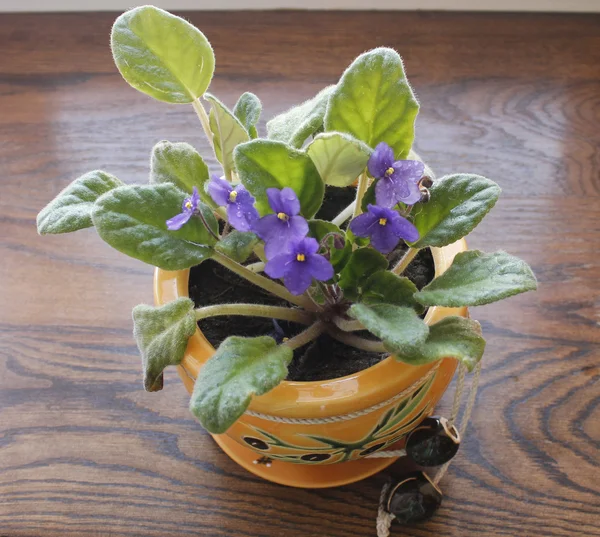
[252, 187, 309, 259]
[349, 204, 419, 254]
[166, 186, 201, 231]
[368, 142, 424, 208]
[207, 176, 259, 232]
[265, 237, 334, 295]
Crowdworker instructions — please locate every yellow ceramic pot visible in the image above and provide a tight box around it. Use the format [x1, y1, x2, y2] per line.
[154, 239, 467, 488]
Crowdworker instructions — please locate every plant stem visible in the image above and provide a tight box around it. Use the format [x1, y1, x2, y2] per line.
[392, 247, 420, 275]
[283, 321, 325, 350]
[195, 303, 314, 325]
[331, 317, 364, 332]
[253, 244, 267, 262]
[332, 201, 356, 227]
[212, 250, 318, 311]
[197, 209, 220, 241]
[245, 261, 265, 273]
[192, 98, 214, 150]
[326, 327, 387, 353]
[352, 172, 369, 219]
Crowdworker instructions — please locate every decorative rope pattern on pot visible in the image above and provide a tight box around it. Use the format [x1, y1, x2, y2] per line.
[373, 361, 482, 537]
[243, 362, 441, 425]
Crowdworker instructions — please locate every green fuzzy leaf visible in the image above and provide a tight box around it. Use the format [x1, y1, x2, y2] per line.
[189, 336, 292, 433]
[308, 219, 351, 272]
[338, 248, 388, 301]
[234, 92, 262, 138]
[349, 304, 429, 355]
[37, 170, 122, 235]
[307, 132, 370, 187]
[234, 140, 324, 218]
[415, 250, 537, 307]
[111, 6, 215, 104]
[132, 297, 197, 392]
[204, 93, 250, 180]
[410, 174, 501, 248]
[92, 183, 217, 270]
[215, 231, 259, 263]
[150, 141, 211, 202]
[324, 48, 419, 159]
[394, 316, 485, 371]
[266, 85, 335, 148]
[362, 271, 424, 313]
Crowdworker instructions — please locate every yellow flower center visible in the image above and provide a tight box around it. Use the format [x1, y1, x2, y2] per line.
[228, 190, 238, 202]
[379, 218, 387, 226]
[185, 200, 193, 210]
[385, 167, 395, 177]
[296, 253, 306, 262]
[277, 212, 289, 221]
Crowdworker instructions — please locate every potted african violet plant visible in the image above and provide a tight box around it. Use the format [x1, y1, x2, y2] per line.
[37, 4, 537, 525]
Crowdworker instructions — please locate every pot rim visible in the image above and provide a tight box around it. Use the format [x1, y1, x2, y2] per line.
[154, 239, 467, 418]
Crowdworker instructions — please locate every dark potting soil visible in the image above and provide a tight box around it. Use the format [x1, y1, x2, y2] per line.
[188, 187, 435, 382]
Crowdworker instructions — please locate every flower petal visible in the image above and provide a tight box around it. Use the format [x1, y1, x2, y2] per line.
[288, 215, 309, 243]
[279, 187, 301, 216]
[368, 142, 395, 178]
[190, 186, 201, 208]
[283, 261, 314, 295]
[266, 188, 284, 214]
[397, 179, 423, 206]
[252, 214, 281, 242]
[207, 176, 232, 207]
[349, 211, 379, 238]
[226, 202, 258, 232]
[393, 160, 425, 184]
[306, 254, 334, 281]
[370, 225, 401, 254]
[389, 213, 420, 243]
[375, 177, 401, 208]
[265, 252, 294, 279]
[166, 211, 192, 231]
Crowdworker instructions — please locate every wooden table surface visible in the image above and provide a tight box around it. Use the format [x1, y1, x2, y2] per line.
[1, 10, 599, 537]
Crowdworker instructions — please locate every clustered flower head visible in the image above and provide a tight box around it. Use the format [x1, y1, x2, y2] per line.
[166, 140, 426, 294]
[350, 204, 419, 254]
[166, 186, 201, 231]
[369, 142, 424, 207]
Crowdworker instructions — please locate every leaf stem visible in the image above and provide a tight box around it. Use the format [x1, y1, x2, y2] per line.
[245, 261, 265, 273]
[392, 247, 420, 275]
[331, 317, 364, 332]
[283, 321, 326, 350]
[332, 201, 356, 227]
[326, 326, 387, 353]
[195, 303, 314, 325]
[196, 208, 220, 241]
[192, 99, 214, 150]
[352, 172, 369, 219]
[212, 250, 318, 311]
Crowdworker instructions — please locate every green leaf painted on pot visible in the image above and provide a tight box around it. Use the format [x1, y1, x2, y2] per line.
[150, 141, 212, 203]
[234, 92, 262, 138]
[306, 132, 370, 187]
[361, 271, 424, 313]
[111, 6, 215, 104]
[266, 85, 335, 148]
[132, 297, 197, 392]
[190, 336, 293, 434]
[415, 250, 537, 307]
[215, 231, 259, 263]
[338, 248, 388, 301]
[308, 219, 351, 271]
[410, 174, 501, 248]
[205, 93, 250, 179]
[324, 48, 419, 159]
[394, 316, 486, 371]
[92, 183, 217, 270]
[37, 170, 123, 235]
[234, 139, 324, 218]
[349, 303, 429, 355]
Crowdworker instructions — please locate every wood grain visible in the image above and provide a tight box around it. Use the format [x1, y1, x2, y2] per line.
[1, 10, 599, 537]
